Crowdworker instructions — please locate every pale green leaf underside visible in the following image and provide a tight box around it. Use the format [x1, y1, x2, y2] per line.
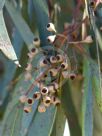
[0, 11, 19, 64]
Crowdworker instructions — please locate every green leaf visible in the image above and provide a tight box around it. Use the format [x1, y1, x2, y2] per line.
[0, 28, 23, 105]
[62, 82, 82, 136]
[0, 10, 20, 66]
[0, 9, 23, 105]
[82, 58, 93, 136]
[5, 0, 34, 49]
[2, 73, 38, 135]
[50, 105, 66, 136]
[93, 95, 102, 136]
[95, 28, 102, 51]
[26, 106, 57, 136]
[91, 62, 102, 112]
[32, 0, 50, 46]
[2, 103, 23, 136]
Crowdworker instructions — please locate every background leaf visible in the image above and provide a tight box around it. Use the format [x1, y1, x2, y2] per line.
[0, 0, 5, 10]
[82, 58, 93, 136]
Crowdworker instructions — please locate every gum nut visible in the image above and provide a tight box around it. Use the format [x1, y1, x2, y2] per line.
[41, 87, 49, 95]
[27, 98, 34, 105]
[38, 104, 46, 113]
[24, 72, 32, 81]
[33, 92, 41, 100]
[25, 63, 32, 71]
[33, 37, 40, 47]
[56, 54, 63, 62]
[31, 48, 38, 56]
[27, 52, 33, 59]
[53, 97, 61, 106]
[24, 106, 32, 113]
[49, 68, 58, 77]
[39, 58, 48, 67]
[46, 23, 56, 32]
[43, 96, 51, 107]
[19, 95, 27, 103]
[47, 35, 56, 43]
[69, 73, 76, 80]
[61, 62, 68, 70]
[50, 56, 57, 63]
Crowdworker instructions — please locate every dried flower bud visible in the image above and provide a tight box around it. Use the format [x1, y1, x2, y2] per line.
[19, 95, 27, 103]
[43, 96, 51, 107]
[24, 106, 32, 113]
[25, 63, 32, 71]
[49, 56, 57, 64]
[33, 37, 40, 47]
[49, 68, 58, 77]
[61, 62, 68, 70]
[41, 87, 49, 95]
[27, 98, 34, 105]
[38, 103, 46, 113]
[46, 23, 56, 32]
[24, 72, 32, 81]
[56, 54, 63, 62]
[33, 92, 41, 100]
[47, 35, 56, 43]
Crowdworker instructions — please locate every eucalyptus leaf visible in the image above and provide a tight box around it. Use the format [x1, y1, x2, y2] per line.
[5, 0, 34, 49]
[50, 105, 66, 136]
[26, 106, 57, 136]
[2, 103, 23, 136]
[0, 10, 20, 66]
[2, 74, 36, 136]
[62, 82, 81, 136]
[82, 58, 93, 136]
[92, 63, 102, 112]
[32, 0, 50, 46]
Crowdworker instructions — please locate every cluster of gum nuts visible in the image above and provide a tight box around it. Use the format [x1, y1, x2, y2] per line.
[19, 22, 77, 113]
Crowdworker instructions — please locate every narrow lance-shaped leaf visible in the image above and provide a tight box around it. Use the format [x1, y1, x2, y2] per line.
[82, 58, 93, 136]
[0, 11, 21, 67]
[50, 105, 66, 136]
[32, 0, 50, 46]
[26, 106, 57, 136]
[0, 2, 24, 105]
[62, 81, 82, 136]
[91, 62, 102, 112]
[2, 103, 23, 136]
[5, 0, 34, 49]
[2, 74, 38, 136]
